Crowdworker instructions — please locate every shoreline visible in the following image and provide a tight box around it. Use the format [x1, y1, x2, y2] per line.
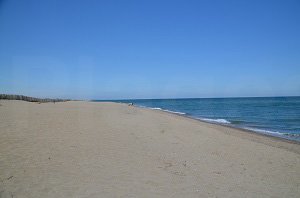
[125, 103, 300, 154]
[124, 102, 300, 145]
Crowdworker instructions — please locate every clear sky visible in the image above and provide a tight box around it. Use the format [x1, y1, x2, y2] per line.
[0, 0, 299, 99]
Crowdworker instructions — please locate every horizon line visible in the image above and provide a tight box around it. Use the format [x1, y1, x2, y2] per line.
[92, 95, 300, 101]
[1, 93, 300, 101]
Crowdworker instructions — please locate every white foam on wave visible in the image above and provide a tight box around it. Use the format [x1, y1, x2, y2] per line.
[243, 127, 284, 136]
[162, 109, 186, 115]
[137, 105, 147, 108]
[243, 127, 300, 142]
[150, 107, 163, 110]
[199, 118, 231, 124]
[149, 107, 186, 115]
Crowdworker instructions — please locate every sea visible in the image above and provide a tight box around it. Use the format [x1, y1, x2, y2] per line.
[95, 97, 300, 142]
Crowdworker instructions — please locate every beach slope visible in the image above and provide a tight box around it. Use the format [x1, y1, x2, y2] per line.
[0, 100, 299, 197]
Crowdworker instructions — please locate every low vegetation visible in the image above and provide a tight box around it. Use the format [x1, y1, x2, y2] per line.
[0, 94, 70, 103]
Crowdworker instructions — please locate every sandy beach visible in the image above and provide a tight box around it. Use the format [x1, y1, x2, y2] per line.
[0, 100, 299, 198]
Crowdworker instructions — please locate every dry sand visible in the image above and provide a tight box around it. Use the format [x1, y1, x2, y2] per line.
[0, 100, 299, 198]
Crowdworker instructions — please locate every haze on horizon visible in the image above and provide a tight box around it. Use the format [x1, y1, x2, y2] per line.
[0, 0, 299, 100]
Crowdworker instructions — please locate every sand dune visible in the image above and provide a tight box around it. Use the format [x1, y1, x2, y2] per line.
[0, 100, 299, 197]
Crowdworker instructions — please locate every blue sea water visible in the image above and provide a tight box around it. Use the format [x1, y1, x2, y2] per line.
[96, 97, 300, 141]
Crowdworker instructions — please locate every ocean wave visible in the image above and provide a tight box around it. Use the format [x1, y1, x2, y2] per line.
[162, 109, 186, 115]
[243, 127, 284, 136]
[137, 105, 147, 108]
[199, 118, 231, 124]
[150, 107, 163, 110]
[243, 127, 300, 139]
[149, 107, 186, 115]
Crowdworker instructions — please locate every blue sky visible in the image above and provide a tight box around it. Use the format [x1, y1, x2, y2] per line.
[0, 0, 299, 99]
